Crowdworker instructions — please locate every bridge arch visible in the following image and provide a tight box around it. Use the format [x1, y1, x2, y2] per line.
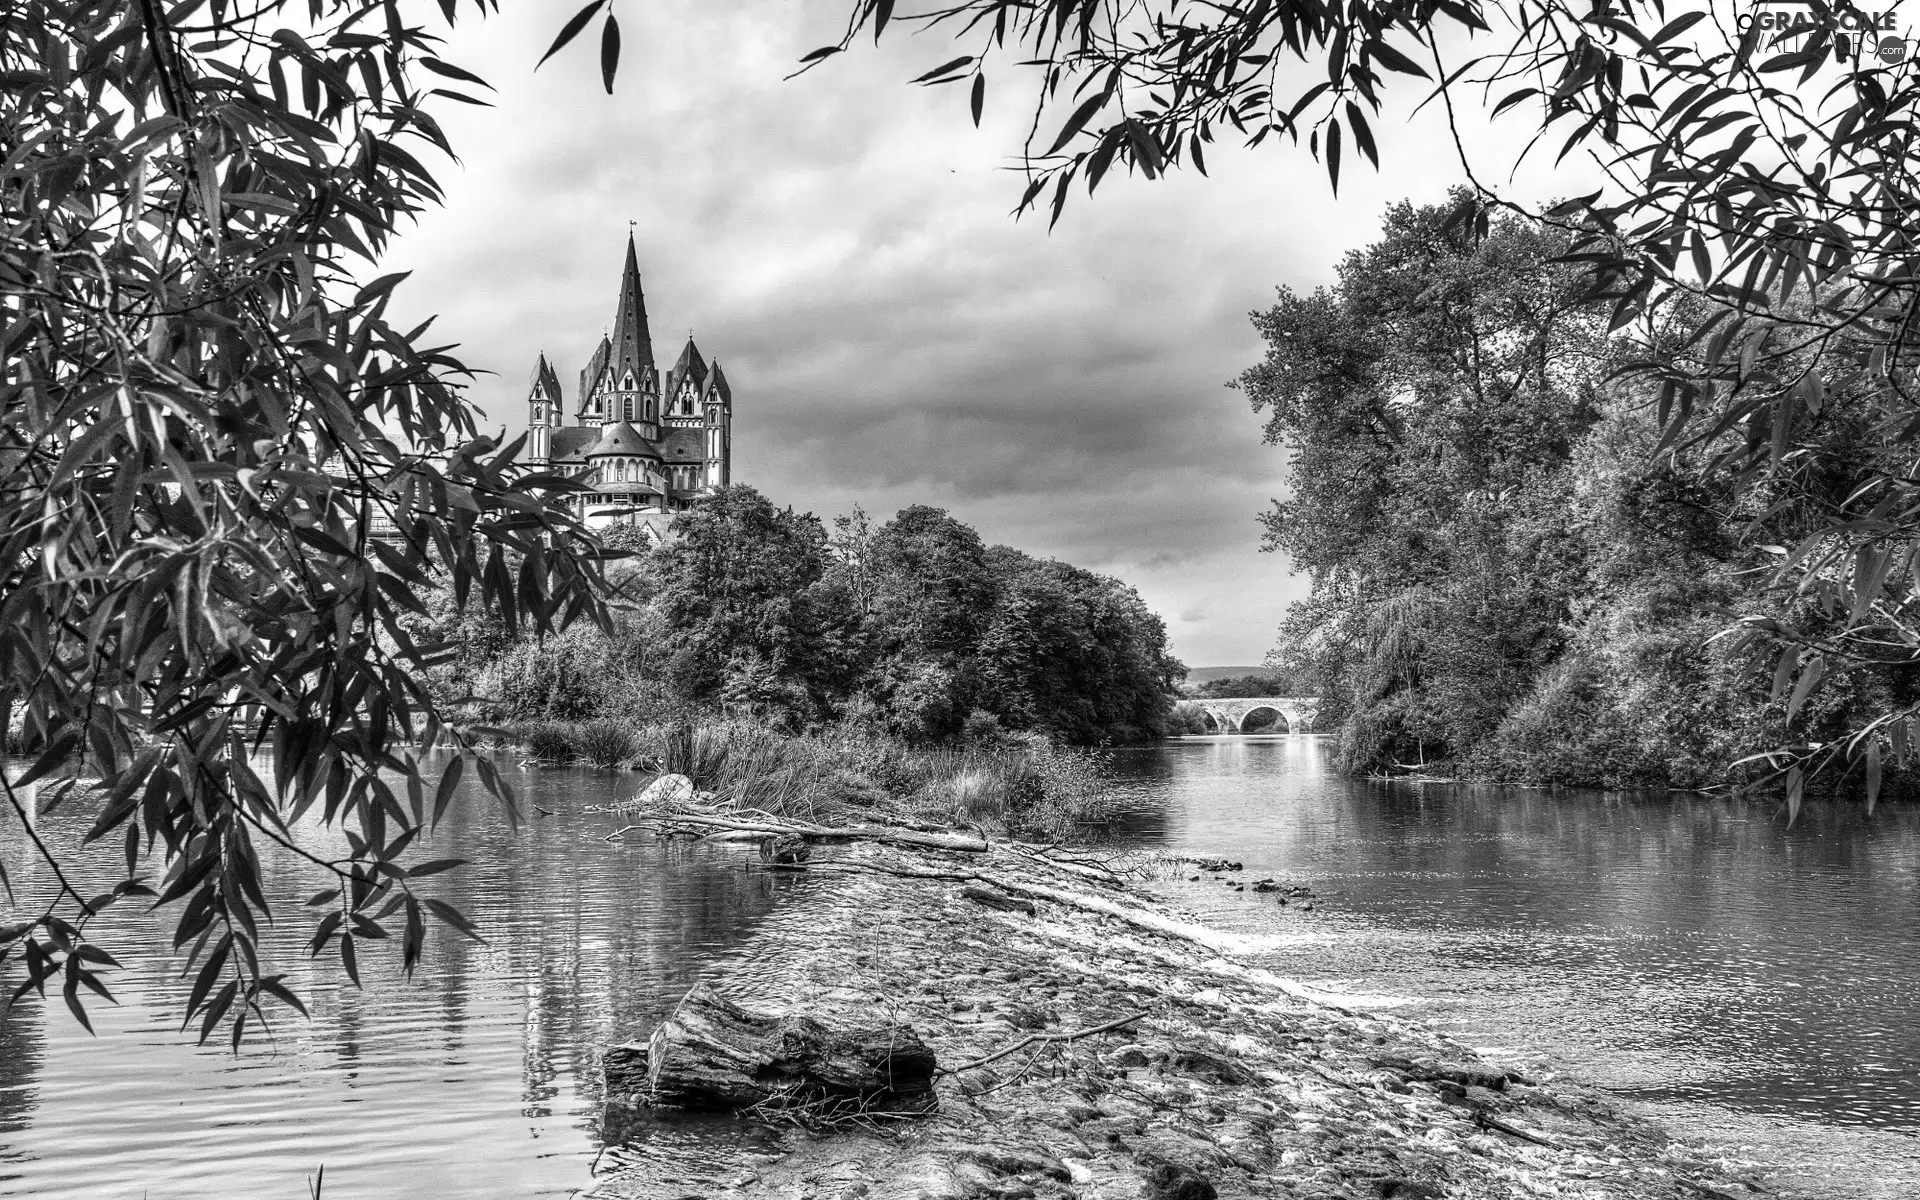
[1237, 705, 1290, 734]
[1186, 696, 1318, 736]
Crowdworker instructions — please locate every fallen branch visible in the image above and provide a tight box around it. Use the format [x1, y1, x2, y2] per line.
[1473, 1110, 1558, 1147]
[1008, 845, 1128, 887]
[649, 812, 990, 854]
[940, 1010, 1148, 1075]
[980, 875, 1254, 954]
[767, 861, 980, 884]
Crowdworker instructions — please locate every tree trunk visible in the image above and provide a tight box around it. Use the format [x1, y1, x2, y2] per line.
[615, 982, 939, 1114]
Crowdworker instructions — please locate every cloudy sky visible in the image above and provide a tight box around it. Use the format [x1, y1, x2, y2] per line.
[387, 1, 1574, 667]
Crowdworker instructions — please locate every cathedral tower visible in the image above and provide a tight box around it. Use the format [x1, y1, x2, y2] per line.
[703, 362, 731, 489]
[580, 235, 659, 438]
[523, 235, 736, 530]
[527, 353, 561, 463]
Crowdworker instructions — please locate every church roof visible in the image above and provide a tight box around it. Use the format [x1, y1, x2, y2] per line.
[579, 334, 611, 406]
[705, 361, 732, 405]
[656, 427, 706, 464]
[664, 337, 707, 399]
[530, 353, 563, 401]
[551, 426, 600, 461]
[608, 234, 654, 382]
[587, 421, 661, 458]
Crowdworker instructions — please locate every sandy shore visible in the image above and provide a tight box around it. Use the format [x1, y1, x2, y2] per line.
[589, 839, 1772, 1200]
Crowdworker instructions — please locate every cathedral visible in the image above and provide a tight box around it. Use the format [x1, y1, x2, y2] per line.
[525, 235, 734, 538]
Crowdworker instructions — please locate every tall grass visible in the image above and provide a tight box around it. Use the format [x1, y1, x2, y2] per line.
[575, 719, 642, 769]
[513, 714, 1118, 840]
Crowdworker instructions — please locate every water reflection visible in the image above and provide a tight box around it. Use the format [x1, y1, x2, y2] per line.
[7, 738, 1919, 1196]
[1112, 737, 1920, 1130]
[0, 760, 804, 1200]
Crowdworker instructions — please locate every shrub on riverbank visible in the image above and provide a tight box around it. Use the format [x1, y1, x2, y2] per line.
[1166, 701, 1213, 735]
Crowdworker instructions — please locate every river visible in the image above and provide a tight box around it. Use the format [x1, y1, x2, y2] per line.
[1, 739, 1917, 1197]
[1111, 735, 1920, 1197]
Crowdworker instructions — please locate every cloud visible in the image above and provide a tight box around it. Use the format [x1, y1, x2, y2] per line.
[384, 1, 1573, 664]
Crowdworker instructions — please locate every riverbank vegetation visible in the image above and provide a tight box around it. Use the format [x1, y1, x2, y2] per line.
[427, 489, 1181, 747]
[414, 488, 1175, 836]
[505, 715, 1116, 840]
[1251, 195, 1916, 798]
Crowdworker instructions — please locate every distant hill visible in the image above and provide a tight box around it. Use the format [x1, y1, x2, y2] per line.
[1184, 666, 1277, 683]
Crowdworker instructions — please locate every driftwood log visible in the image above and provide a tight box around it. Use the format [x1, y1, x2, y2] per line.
[961, 884, 1036, 916]
[608, 983, 938, 1114]
[649, 812, 991, 854]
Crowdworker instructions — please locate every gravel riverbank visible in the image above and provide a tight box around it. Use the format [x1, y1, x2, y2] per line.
[588, 839, 1773, 1200]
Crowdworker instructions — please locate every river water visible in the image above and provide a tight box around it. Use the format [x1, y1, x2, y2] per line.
[2, 740, 1917, 1197]
[1111, 735, 1920, 1197]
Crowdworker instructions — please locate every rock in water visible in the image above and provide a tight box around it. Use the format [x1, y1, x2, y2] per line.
[634, 773, 694, 807]
[632, 983, 938, 1113]
[758, 834, 811, 865]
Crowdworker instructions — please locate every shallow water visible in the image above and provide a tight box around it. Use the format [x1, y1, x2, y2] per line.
[0, 763, 811, 1200]
[1111, 735, 1920, 1194]
[4, 740, 1918, 1196]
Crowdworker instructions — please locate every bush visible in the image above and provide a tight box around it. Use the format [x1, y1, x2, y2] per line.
[640, 718, 735, 788]
[482, 626, 621, 722]
[1014, 745, 1117, 838]
[574, 718, 642, 768]
[520, 721, 578, 765]
[961, 708, 1007, 745]
[1165, 700, 1213, 735]
[904, 743, 1115, 840]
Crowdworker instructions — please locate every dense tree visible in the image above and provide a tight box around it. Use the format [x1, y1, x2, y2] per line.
[800, 0, 1920, 802]
[1254, 198, 1919, 793]
[977, 550, 1184, 744]
[859, 506, 997, 741]
[1, 0, 614, 1042]
[651, 486, 860, 721]
[1194, 674, 1297, 699]
[1248, 198, 1611, 772]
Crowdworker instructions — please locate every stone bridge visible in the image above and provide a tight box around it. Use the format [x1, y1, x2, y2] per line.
[1192, 697, 1319, 734]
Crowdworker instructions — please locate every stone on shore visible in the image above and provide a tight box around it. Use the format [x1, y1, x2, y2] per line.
[633, 773, 694, 807]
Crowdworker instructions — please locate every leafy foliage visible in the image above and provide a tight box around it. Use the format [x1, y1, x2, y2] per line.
[1251, 197, 1920, 794]
[498, 487, 1182, 746]
[806, 0, 1920, 801]
[1, 0, 608, 1041]
[1192, 673, 1300, 699]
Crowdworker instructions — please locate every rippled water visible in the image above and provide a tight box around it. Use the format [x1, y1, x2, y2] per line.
[0, 762, 814, 1200]
[1111, 735, 1920, 1193]
[5, 740, 1919, 1197]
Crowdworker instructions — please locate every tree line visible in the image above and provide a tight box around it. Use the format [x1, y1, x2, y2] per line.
[432, 487, 1185, 748]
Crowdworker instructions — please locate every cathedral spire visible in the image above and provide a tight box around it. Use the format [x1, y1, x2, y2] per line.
[610, 233, 654, 379]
